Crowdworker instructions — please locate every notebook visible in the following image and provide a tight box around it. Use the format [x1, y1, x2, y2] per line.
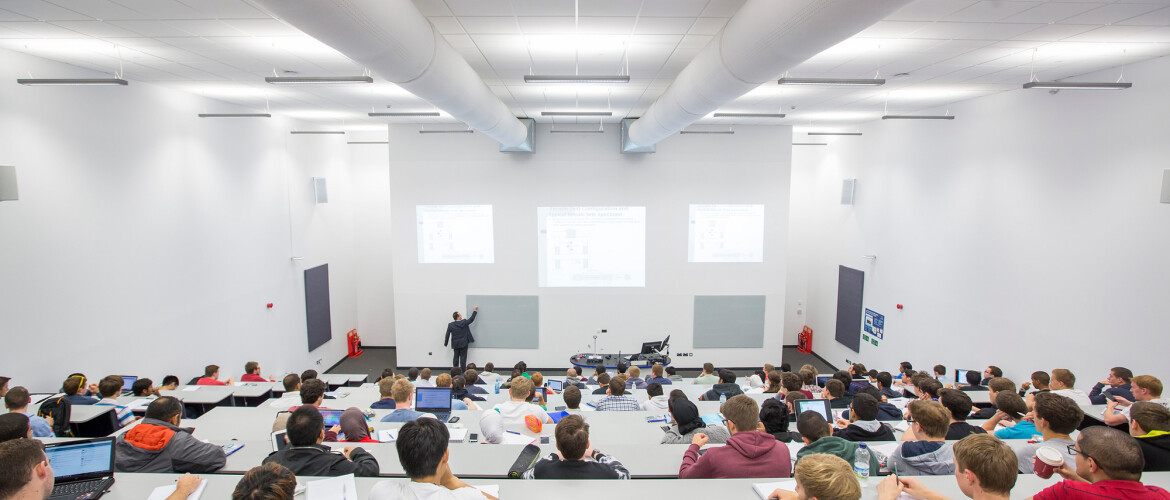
[752, 480, 796, 500]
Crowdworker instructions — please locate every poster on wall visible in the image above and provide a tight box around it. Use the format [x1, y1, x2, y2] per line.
[863, 308, 884, 340]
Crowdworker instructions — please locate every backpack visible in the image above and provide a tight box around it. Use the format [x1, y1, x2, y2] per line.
[37, 396, 73, 437]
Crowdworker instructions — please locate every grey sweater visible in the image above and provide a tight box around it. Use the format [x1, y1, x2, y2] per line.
[660, 423, 731, 444]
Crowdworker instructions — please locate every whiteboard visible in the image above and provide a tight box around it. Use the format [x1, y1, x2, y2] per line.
[466, 295, 539, 349]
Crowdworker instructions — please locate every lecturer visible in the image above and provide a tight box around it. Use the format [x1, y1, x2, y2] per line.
[445, 305, 477, 372]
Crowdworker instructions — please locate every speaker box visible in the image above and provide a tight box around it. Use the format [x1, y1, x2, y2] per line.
[1162, 170, 1169, 204]
[841, 178, 856, 205]
[312, 177, 328, 203]
[0, 166, 17, 201]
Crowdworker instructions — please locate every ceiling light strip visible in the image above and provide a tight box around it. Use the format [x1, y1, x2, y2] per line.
[778, 77, 885, 86]
[549, 129, 605, 134]
[347, 141, 389, 144]
[541, 111, 613, 116]
[291, 131, 346, 135]
[1022, 81, 1131, 90]
[524, 75, 630, 83]
[680, 130, 735, 135]
[792, 142, 828, 146]
[197, 113, 271, 118]
[881, 115, 954, 120]
[712, 113, 786, 118]
[265, 76, 373, 84]
[369, 112, 441, 117]
[418, 130, 474, 134]
[17, 78, 128, 86]
[807, 132, 862, 136]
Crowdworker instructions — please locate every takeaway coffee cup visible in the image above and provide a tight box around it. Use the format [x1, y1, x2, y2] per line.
[1033, 446, 1064, 479]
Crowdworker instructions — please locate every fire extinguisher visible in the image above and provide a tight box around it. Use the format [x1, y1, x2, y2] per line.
[347, 330, 364, 358]
[797, 326, 813, 354]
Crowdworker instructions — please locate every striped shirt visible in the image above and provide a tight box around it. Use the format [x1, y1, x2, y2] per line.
[96, 399, 135, 428]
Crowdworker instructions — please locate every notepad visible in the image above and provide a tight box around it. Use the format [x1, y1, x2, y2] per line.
[501, 431, 537, 445]
[700, 414, 723, 425]
[305, 474, 357, 500]
[376, 429, 397, 442]
[752, 480, 796, 500]
[148, 479, 208, 500]
[869, 442, 899, 458]
[893, 420, 911, 432]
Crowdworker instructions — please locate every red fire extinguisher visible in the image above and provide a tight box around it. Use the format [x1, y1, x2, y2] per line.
[797, 326, 813, 354]
[347, 330, 364, 358]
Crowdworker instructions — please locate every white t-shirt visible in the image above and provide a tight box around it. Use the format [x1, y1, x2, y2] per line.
[492, 400, 551, 424]
[1117, 398, 1170, 420]
[369, 481, 487, 500]
[1051, 389, 1092, 406]
[414, 378, 435, 388]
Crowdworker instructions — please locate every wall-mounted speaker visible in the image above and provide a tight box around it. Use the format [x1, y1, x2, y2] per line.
[313, 177, 328, 203]
[841, 178, 856, 205]
[0, 166, 17, 201]
[1161, 170, 1169, 204]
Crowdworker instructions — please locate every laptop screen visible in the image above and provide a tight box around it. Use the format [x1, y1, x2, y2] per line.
[416, 387, 453, 412]
[955, 369, 976, 385]
[318, 410, 343, 427]
[815, 375, 832, 387]
[795, 399, 833, 423]
[45, 438, 114, 480]
[547, 379, 563, 391]
[120, 375, 138, 387]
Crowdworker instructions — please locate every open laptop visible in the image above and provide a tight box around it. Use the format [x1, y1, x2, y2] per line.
[415, 387, 454, 422]
[955, 369, 977, 385]
[815, 375, 833, 387]
[795, 399, 833, 424]
[45, 437, 116, 500]
[318, 409, 344, 427]
[118, 376, 138, 395]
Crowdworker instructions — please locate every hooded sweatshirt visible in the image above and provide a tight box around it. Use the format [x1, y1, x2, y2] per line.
[115, 418, 226, 473]
[640, 394, 670, 412]
[876, 402, 904, 420]
[1138, 431, 1170, 472]
[796, 435, 879, 472]
[700, 383, 745, 401]
[263, 444, 380, 477]
[678, 430, 791, 479]
[889, 441, 955, 476]
[661, 422, 731, 445]
[833, 420, 895, 442]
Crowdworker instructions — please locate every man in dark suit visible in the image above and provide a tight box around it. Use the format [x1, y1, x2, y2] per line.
[445, 306, 477, 372]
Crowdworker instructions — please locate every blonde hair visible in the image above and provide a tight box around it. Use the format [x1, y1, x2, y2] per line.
[420, 367, 432, 380]
[652, 364, 664, 377]
[391, 379, 414, 403]
[953, 434, 1018, 496]
[1051, 369, 1076, 388]
[378, 377, 395, 397]
[628, 366, 641, 378]
[509, 377, 533, 400]
[794, 454, 861, 500]
[1133, 375, 1163, 397]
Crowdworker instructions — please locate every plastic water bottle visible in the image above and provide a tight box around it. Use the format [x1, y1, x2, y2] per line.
[719, 393, 727, 403]
[854, 443, 871, 478]
[494, 380, 500, 394]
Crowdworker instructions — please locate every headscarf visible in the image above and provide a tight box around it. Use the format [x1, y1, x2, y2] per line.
[480, 410, 504, 444]
[672, 399, 706, 435]
[339, 407, 370, 442]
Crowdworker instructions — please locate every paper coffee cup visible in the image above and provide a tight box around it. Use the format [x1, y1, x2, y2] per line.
[1033, 446, 1064, 479]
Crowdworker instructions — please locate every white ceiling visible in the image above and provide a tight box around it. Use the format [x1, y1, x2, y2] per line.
[2, 0, 1169, 130]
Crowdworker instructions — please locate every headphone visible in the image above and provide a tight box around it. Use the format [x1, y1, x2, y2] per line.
[65, 375, 86, 394]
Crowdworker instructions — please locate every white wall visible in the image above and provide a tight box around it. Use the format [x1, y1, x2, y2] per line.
[0, 48, 358, 392]
[389, 124, 793, 369]
[788, 55, 1170, 386]
[350, 131, 396, 346]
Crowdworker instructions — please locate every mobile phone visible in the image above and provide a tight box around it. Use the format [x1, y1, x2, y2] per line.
[540, 436, 550, 444]
[555, 406, 566, 411]
[448, 416, 460, 423]
[469, 433, 478, 443]
[660, 425, 671, 432]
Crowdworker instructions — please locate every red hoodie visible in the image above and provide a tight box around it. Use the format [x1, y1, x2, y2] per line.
[679, 431, 792, 479]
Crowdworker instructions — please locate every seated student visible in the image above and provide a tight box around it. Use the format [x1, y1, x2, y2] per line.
[478, 362, 501, 385]
[264, 406, 379, 477]
[0, 412, 32, 441]
[232, 463, 298, 500]
[749, 363, 775, 389]
[160, 375, 181, 391]
[784, 391, 808, 414]
[760, 398, 799, 443]
[833, 393, 895, 441]
[778, 372, 810, 400]
[116, 396, 226, 473]
[959, 370, 988, 391]
[1089, 366, 1135, 405]
[769, 454, 862, 500]
[877, 371, 904, 399]
[939, 389, 987, 440]
[679, 395, 791, 479]
[699, 369, 745, 401]
[0, 439, 54, 499]
[981, 391, 1034, 439]
[433, 374, 472, 411]
[1026, 427, 1170, 500]
[4, 387, 53, 438]
[301, 369, 318, 382]
[890, 400, 955, 476]
[855, 386, 903, 420]
[587, 365, 607, 385]
[848, 364, 871, 394]
[94, 375, 135, 428]
[799, 366, 823, 396]
[451, 376, 485, 404]
[1104, 375, 1169, 426]
[894, 361, 913, 383]
[823, 379, 852, 409]
[877, 433, 1019, 500]
[295, 379, 331, 409]
[934, 364, 953, 388]
[661, 397, 730, 444]
[196, 365, 233, 386]
[339, 407, 378, 443]
[832, 371, 856, 396]
[625, 366, 647, 389]
[411, 368, 433, 388]
[596, 378, 642, 411]
[463, 370, 490, 394]
[795, 410, 878, 472]
[522, 414, 629, 479]
[981, 366, 1003, 386]
[758, 371, 780, 394]
[1017, 392, 1084, 474]
[381, 379, 437, 423]
[917, 378, 944, 401]
[641, 382, 669, 412]
[1130, 402, 1170, 471]
[500, 368, 523, 390]
[563, 367, 588, 387]
[492, 377, 553, 424]
[646, 364, 672, 385]
[694, 363, 720, 385]
[282, 373, 301, 395]
[1048, 369, 1092, 406]
[1020, 370, 1052, 397]
[971, 377, 1016, 419]
[240, 361, 275, 382]
[591, 373, 612, 395]
[666, 365, 684, 382]
[62, 375, 99, 405]
[369, 418, 497, 500]
[371, 377, 398, 410]
[379, 368, 395, 382]
[897, 369, 919, 388]
[131, 378, 157, 397]
[562, 385, 583, 411]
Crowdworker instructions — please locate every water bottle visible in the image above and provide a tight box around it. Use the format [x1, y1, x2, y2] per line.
[854, 443, 871, 478]
[494, 380, 500, 394]
[719, 393, 727, 403]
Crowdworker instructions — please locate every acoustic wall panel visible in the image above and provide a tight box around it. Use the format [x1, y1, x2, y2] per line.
[304, 264, 333, 352]
[835, 266, 865, 352]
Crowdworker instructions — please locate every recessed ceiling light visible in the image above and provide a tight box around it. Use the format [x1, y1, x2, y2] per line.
[792, 142, 828, 146]
[712, 113, 786, 118]
[197, 113, 272, 118]
[778, 77, 885, 86]
[265, 76, 374, 84]
[17, 78, 128, 86]
[541, 111, 613, 116]
[681, 130, 735, 134]
[368, 112, 441, 117]
[525, 75, 630, 84]
[807, 132, 862, 136]
[290, 131, 346, 135]
[881, 115, 955, 120]
[1022, 81, 1131, 90]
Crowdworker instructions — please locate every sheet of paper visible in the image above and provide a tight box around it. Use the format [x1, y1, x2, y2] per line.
[752, 480, 796, 500]
[305, 474, 358, 500]
[376, 429, 397, 442]
[474, 485, 500, 498]
[447, 428, 469, 442]
[869, 442, 900, 457]
[148, 479, 207, 500]
[126, 398, 154, 411]
[893, 420, 910, 432]
[501, 432, 537, 445]
[181, 386, 200, 392]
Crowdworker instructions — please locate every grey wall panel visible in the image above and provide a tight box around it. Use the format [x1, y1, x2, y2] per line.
[835, 266, 865, 353]
[304, 264, 333, 352]
[466, 295, 539, 348]
[693, 295, 766, 348]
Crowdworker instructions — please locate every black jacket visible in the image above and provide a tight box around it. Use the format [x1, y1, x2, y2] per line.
[834, 423, 895, 442]
[444, 310, 477, 349]
[262, 444, 379, 477]
[452, 387, 485, 402]
[830, 397, 852, 409]
[970, 406, 997, 420]
[1089, 383, 1134, 405]
[700, 383, 745, 401]
[1139, 433, 1170, 471]
[945, 421, 987, 440]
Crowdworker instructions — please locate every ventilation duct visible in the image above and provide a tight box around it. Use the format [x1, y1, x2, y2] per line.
[252, 0, 529, 148]
[624, 0, 911, 151]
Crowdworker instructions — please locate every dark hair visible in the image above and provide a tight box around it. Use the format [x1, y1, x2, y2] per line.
[876, 372, 893, 389]
[1111, 367, 1133, 383]
[646, 382, 663, 397]
[204, 365, 219, 378]
[144, 396, 184, 422]
[452, 311, 460, 320]
[245, 361, 260, 375]
[0, 413, 30, 442]
[939, 389, 973, 421]
[161, 375, 180, 387]
[933, 364, 946, 376]
[1031, 371, 1051, 387]
[987, 366, 1002, 378]
[596, 373, 611, 385]
[0, 438, 46, 497]
[718, 369, 736, 384]
[287, 406, 325, 446]
[449, 367, 461, 378]
[515, 361, 527, 373]
[825, 379, 845, 398]
[98, 375, 124, 398]
[966, 370, 982, 386]
[463, 369, 479, 385]
[484, 362, 495, 372]
[608, 377, 626, 396]
[1033, 392, 1084, 434]
[131, 378, 153, 397]
[668, 390, 688, 411]
[988, 377, 1015, 394]
[859, 385, 882, 401]
[300, 379, 327, 405]
[780, 363, 791, 373]
[665, 366, 677, 376]
[832, 371, 851, 388]
[300, 370, 318, 381]
[1079, 426, 1144, 481]
[232, 463, 297, 500]
[918, 378, 943, 399]
[4, 387, 30, 409]
[759, 398, 790, 434]
[594, 365, 605, 375]
[850, 393, 879, 421]
[994, 392, 1028, 419]
[900, 361, 913, 372]
[616, 362, 627, 374]
[851, 363, 868, 377]
[554, 414, 590, 460]
[451, 376, 466, 391]
[408, 368, 420, 380]
[282, 374, 300, 392]
[396, 417, 449, 478]
[797, 409, 831, 440]
[562, 386, 582, 409]
[1131, 402, 1170, 433]
[780, 372, 803, 392]
[703, 362, 715, 374]
[62, 375, 85, 396]
[381, 369, 395, 380]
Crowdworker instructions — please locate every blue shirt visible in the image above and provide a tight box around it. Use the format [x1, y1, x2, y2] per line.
[994, 420, 1037, 440]
[380, 409, 431, 422]
[65, 394, 98, 405]
[646, 376, 673, 385]
[17, 412, 54, 437]
[370, 399, 397, 409]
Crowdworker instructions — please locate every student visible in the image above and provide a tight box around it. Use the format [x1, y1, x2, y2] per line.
[794, 410, 878, 472]
[784, 391, 808, 414]
[0, 413, 32, 441]
[160, 375, 181, 391]
[1048, 369, 1092, 405]
[800, 366, 823, 396]
[857, 385, 903, 420]
[1129, 402, 1170, 471]
[339, 407, 377, 443]
[131, 378, 157, 397]
[596, 378, 641, 411]
[62, 375, 99, 405]
[679, 395, 791, 479]
[0, 439, 56, 499]
[433, 374, 472, 411]
[297, 379, 330, 409]
[877, 434, 1019, 500]
[381, 379, 437, 423]
[301, 369, 318, 382]
[371, 377, 398, 409]
[379, 368, 395, 382]
[661, 397, 730, 444]
[587, 365, 607, 385]
[833, 393, 895, 441]
[625, 366, 647, 389]
[917, 378, 943, 401]
[231, 463, 298, 500]
[1104, 375, 1168, 426]
[768, 454, 861, 500]
[562, 385, 582, 411]
[463, 370, 489, 394]
[1017, 392, 1085, 474]
[196, 365, 233, 386]
[940, 389, 987, 440]
[491, 377, 553, 424]
[282, 373, 301, 394]
[368, 418, 496, 500]
[877, 371, 904, 399]
[641, 382, 669, 412]
[94, 375, 135, 428]
[763, 371, 783, 394]
[522, 414, 629, 479]
[478, 362, 501, 385]
[848, 364, 870, 394]
[971, 377, 1016, 419]
[1089, 366, 1135, 405]
[894, 361, 913, 382]
[4, 387, 54, 438]
[591, 373, 612, 395]
[934, 364, 953, 388]
[694, 363, 719, 385]
[779, 372, 810, 400]
[646, 364, 672, 385]
[1020, 370, 1052, 397]
[665, 365, 684, 382]
[697, 369, 745, 402]
[890, 400, 955, 476]
[264, 406, 379, 477]
[451, 376, 484, 404]
[959, 370, 987, 391]
[760, 398, 799, 442]
[823, 379, 851, 409]
[115, 396, 226, 473]
[1026, 427, 1170, 500]
[563, 367, 587, 387]
[981, 366, 1003, 386]
[240, 361, 275, 382]
[416, 368, 435, 388]
[981, 391, 1034, 439]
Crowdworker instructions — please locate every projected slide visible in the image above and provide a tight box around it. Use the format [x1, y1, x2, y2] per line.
[416, 205, 494, 263]
[538, 206, 645, 287]
[688, 204, 765, 262]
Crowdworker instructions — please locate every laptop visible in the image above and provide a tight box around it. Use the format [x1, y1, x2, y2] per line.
[119, 376, 138, 395]
[45, 437, 116, 500]
[415, 387, 454, 422]
[547, 379, 563, 391]
[318, 409, 344, 427]
[815, 375, 832, 387]
[795, 399, 833, 423]
[271, 430, 290, 452]
[955, 369, 977, 385]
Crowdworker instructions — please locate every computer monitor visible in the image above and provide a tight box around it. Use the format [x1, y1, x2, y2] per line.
[640, 341, 662, 355]
[795, 399, 833, 423]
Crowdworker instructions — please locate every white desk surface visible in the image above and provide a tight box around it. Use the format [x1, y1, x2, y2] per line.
[160, 386, 235, 405]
